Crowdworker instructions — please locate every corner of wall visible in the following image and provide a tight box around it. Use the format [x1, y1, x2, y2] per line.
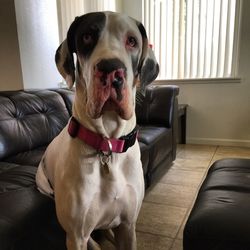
[0, 0, 23, 91]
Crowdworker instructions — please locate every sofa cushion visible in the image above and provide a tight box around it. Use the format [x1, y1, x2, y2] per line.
[0, 90, 70, 160]
[0, 186, 58, 250]
[3, 146, 46, 167]
[0, 162, 37, 193]
[184, 158, 250, 250]
[0, 161, 63, 249]
[138, 126, 172, 171]
[136, 85, 179, 128]
[138, 126, 169, 144]
[53, 88, 74, 116]
[139, 142, 149, 174]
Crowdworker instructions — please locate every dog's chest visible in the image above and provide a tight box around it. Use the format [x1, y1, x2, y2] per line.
[95, 179, 138, 229]
[78, 153, 142, 229]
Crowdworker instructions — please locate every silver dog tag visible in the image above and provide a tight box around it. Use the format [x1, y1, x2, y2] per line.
[99, 137, 113, 174]
[100, 153, 111, 174]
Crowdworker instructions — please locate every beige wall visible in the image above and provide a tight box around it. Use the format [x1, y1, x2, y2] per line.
[176, 0, 250, 147]
[0, 0, 61, 90]
[15, 0, 61, 89]
[0, 0, 23, 90]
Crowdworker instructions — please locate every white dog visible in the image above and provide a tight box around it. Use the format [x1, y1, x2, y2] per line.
[36, 11, 158, 250]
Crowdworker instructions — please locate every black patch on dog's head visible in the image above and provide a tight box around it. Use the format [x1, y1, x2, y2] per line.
[135, 21, 159, 89]
[55, 44, 62, 65]
[67, 12, 106, 58]
[55, 44, 75, 79]
[131, 54, 140, 75]
[137, 22, 148, 40]
[140, 58, 159, 86]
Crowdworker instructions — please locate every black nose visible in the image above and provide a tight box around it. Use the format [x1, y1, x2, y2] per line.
[96, 58, 126, 74]
[95, 58, 126, 88]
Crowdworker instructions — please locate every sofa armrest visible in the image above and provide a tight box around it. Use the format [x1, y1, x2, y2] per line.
[136, 84, 179, 128]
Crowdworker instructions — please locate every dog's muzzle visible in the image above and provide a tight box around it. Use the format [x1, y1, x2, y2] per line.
[88, 58, 132, 119]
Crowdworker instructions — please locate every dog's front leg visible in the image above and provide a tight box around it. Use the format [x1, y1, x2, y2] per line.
[88, 237, 102, 250]
[66, 234, 101, 250]
[113, 223, 137, 250]
[66, 233, 88, 250]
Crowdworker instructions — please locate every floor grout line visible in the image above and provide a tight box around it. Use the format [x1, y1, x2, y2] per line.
[209, 145, 220, 166]
[136, 229, 175, 239]
[141, 199, 191, 210]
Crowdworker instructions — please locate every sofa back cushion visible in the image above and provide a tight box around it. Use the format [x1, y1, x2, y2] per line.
[136, 85, 179, 128]
[0, 90, 73, 160]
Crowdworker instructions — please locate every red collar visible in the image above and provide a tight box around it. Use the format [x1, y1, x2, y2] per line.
[68, 117, 138, 153]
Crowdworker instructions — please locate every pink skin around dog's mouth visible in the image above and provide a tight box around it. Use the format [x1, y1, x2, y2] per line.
[88, 68, 132, 120]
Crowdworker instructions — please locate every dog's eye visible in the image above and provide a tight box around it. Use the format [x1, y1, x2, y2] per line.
[83, 34, 93, 45]
[126, 36, 137, 48]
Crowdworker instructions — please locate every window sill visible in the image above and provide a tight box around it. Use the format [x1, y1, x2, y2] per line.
[155, 77, 241, 85]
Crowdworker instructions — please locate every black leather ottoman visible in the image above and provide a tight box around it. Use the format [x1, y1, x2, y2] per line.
[183, 158, 250, 250]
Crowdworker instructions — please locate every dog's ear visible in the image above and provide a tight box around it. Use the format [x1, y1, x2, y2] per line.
[137, 22, 159, 90]
[55, 40, 75, 88]
[55, 17, 82, 88]
[139, 45, 159, 88]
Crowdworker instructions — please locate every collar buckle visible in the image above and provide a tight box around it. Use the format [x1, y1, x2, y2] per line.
[120, 126, 139, 152]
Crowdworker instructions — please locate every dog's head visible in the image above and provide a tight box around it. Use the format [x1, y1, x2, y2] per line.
[55, 12, 159, 120]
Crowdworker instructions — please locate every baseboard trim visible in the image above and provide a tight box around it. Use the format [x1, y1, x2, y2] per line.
[187, 137, 250, 147]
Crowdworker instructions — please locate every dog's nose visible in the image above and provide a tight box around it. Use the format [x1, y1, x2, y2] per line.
[95, 59, 126, 88]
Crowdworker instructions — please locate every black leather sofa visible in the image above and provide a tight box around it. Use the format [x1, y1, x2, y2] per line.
[0, 84, 179, 250]
[184, 158, 250, 250]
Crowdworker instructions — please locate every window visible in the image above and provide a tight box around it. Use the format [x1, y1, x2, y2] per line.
[143, 0, 242, 81]
[57, 0, 116, 41]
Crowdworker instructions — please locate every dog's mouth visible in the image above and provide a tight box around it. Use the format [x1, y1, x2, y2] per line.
[87, 67, 133, 120]
[102, 97, 125, 115]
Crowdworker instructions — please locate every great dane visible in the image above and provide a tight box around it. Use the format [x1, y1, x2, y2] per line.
[36, 11, 159, 250]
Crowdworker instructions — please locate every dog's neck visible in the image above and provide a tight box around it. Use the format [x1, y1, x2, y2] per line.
[72, 85, 137, 139]
[95, 111, 137, 138]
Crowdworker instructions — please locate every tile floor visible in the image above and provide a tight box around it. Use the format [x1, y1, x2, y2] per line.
[101, 144, 250, 250]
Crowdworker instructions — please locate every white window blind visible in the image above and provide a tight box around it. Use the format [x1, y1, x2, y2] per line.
[57, 0, 116, 41]
[143, 0, 241, 80]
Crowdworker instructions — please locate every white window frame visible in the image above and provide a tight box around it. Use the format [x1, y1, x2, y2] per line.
[142, 0, 242, 84]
